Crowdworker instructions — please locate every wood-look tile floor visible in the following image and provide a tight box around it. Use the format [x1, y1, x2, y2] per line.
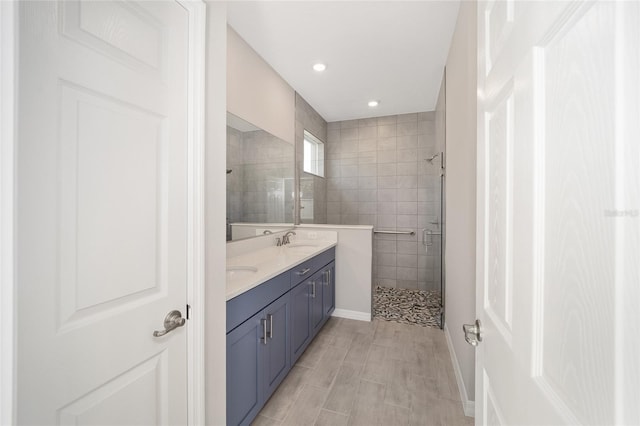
[252, 317, 474, 426]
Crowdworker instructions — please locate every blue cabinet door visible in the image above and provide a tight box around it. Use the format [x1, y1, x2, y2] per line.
[290, 279, 311, 364]
[227, 310, 264, 426]
[322, 261, 335, 318]
[310, 270, 324, 337]
[263, 293, 290, 400]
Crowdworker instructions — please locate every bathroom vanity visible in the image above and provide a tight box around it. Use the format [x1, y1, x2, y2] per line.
[226, 233, 336, 426]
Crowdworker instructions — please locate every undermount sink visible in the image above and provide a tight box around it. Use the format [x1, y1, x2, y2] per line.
[284, 243, 320, 254]
[226, 266, 258, 280]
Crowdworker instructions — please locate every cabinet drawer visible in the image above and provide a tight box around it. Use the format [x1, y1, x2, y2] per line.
[227, 271, 290, 334]
[289, 247, 335, 288]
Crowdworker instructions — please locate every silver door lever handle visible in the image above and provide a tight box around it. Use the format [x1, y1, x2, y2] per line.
[463, 319, 482, 347]
[153, 310, 186, 337]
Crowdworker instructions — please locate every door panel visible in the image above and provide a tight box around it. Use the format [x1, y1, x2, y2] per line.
[537, 4, 616, 422]
[17, 1, 190, 424]
[58, 353, 168, 425]
[60, 1, 166, 73]
[59, 83, 167, 327]
[477, 1, 639, 424]
[485, 84, 514, 343]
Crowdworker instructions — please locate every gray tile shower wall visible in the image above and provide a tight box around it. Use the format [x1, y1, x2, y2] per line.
[326, 113, 442, 291]
[296, 93, 328, 224]
[226, 126, 244, 225]
[226, 126, 295, 224]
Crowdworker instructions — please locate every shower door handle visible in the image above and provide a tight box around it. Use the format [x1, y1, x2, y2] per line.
[463, 319, 483, 347]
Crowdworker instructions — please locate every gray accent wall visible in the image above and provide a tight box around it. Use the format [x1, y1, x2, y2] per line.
[325, 112, 442, 291]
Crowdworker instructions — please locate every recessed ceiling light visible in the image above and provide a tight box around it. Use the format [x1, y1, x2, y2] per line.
[313, 63, 326, 72]
[368, 100, 379, 107]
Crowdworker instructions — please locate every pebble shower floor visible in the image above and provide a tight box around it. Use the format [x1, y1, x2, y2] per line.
[373, 286, 442, 328]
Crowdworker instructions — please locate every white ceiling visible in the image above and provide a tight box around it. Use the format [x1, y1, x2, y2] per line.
[227, 1, 460, 123]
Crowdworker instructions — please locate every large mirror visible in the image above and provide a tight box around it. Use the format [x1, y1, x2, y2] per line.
[226, 113, 295, 241]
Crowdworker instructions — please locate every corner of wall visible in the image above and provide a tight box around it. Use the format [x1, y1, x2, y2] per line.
[204, 2, 228, 424]
[443, 0, 478, 404]
[0, 1, 16, 424]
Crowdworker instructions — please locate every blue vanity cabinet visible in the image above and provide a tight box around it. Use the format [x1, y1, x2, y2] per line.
[226, 270, 290, 426]
[226, 247, 336, 425]
[290, 278, 312, 365]
[226, 310, 263, 426]
[322, 261, 335, 319]
[227, 292, 290, 426]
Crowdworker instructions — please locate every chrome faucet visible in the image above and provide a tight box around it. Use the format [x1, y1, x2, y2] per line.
[282, 231, 296, 245]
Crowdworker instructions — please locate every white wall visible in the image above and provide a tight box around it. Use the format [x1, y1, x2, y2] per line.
[444, 0, 477, 404]
[204, 2, 227, 424]
[227, 27, 295, 145]
[298, 225, 373, 321]
[0, 1, 15, 423]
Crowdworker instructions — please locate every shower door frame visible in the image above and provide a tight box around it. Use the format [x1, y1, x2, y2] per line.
[440, 151, 446, 329]
[439, 70, 447, 330]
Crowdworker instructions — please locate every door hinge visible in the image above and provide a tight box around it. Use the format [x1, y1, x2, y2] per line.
[186, 304, 191, 320]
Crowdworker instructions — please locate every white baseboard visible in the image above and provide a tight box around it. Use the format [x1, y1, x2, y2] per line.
[444, 324, 475, 418]
[332, 309, 371, 322]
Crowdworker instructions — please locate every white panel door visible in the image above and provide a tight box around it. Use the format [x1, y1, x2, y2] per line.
[17, 1, 191, 424]
[476, 1, 639, 425]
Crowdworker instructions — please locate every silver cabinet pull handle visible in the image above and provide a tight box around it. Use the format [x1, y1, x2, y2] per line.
[311, 281, 316, 298]
[153, 310, 186, 337]
[261, 318, 268, 345]
[267, 314, 273, 339]
[296, 268, 311, 276]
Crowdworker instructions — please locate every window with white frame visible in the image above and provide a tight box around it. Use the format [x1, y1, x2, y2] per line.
[303, 130, 325, 177]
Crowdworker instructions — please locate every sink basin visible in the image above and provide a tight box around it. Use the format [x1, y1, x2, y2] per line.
[284, 243, 320, 254]
[226, 266, 258, 280]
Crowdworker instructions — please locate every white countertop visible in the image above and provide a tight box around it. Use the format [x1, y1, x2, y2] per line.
[226, 234, 337, 301]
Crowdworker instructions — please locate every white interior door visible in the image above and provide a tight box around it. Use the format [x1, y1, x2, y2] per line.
[476, 1, 639, 425]
[17, 1, 192, 424]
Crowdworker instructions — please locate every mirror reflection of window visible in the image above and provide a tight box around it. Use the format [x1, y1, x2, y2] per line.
[303, 130, 325, 178]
